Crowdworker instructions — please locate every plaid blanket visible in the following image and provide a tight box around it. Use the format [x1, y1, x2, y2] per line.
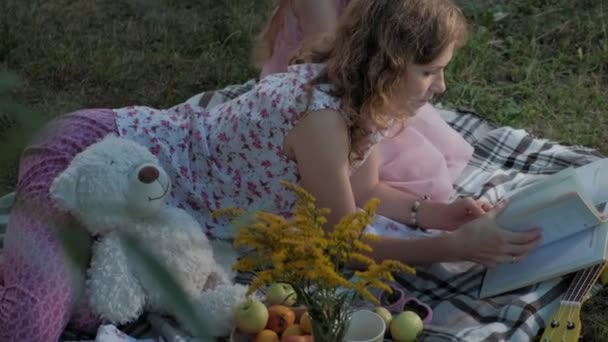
[0, 80, 602, 342]
[388, 109, 602, 342]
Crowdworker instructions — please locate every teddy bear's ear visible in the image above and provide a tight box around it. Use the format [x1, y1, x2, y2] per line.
[50, 169, 79, 211]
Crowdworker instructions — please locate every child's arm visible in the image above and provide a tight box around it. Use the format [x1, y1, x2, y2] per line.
[292, 0, 341, 40]
[351, 146, 486, 230]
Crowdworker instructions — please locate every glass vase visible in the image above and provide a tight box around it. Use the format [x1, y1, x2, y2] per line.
[310, 317, 350, 342]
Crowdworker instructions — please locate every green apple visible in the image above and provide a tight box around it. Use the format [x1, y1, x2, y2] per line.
[234, 298, 269, 334]
[374, 306, 393, 327]
[390, 311, 423, 342]
[265, 282, 297, 306]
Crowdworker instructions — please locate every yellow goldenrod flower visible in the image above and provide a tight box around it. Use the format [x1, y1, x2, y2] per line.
[223, 181, 416, 330]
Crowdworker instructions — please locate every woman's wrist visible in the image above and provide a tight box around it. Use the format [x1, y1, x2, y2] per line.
[442, 231, 465, 262]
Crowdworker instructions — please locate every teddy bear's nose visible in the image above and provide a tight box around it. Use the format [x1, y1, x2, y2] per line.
[138, 166, 160, 184]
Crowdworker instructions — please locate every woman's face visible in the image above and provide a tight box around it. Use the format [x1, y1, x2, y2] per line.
[388, 42, 455, 114]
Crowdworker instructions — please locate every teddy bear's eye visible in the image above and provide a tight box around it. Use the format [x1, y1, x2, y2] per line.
[110, 160, 116, 165]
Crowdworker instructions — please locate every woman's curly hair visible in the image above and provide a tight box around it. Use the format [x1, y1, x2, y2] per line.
[293, 0, 468, 163]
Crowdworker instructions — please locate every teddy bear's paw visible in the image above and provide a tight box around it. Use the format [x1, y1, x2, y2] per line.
[193, 283, 249, 337]
[209, 239, 240, 281]
[87, 280, 145, 325]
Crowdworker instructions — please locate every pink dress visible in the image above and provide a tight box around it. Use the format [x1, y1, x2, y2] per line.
[260, 0, 474, 202]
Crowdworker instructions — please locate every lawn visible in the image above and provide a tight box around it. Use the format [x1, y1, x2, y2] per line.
[0, 0, 607, 340]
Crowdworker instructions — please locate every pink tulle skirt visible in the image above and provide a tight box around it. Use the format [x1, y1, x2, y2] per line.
[379, 104, 474, 203]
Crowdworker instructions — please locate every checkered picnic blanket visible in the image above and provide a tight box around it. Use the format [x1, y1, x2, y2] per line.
[0, 79, 602, 342]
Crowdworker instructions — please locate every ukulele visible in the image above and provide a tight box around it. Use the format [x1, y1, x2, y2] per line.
[540, 262, 606, 342]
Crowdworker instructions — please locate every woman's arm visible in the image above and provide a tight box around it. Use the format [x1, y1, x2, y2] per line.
[285, 109, 356, 228]
[371, 202, 542, 267]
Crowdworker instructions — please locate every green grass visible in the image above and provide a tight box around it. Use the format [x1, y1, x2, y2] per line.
[0, 0, 606, 339]
[446, 1, 607, 151]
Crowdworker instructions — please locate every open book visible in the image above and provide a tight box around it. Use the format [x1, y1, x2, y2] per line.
[479, 158, 608, 298]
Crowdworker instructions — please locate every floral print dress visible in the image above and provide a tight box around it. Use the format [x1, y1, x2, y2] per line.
[115, 64, 381, 239]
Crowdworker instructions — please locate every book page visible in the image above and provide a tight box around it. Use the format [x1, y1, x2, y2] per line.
[597, 201, 608, 214]
[574, 158, 608, 205]
[499, 167, 597, 219]
[502, 167, 577, 204]
[496, 160, 608, 246]
[497, 192, 603, 247]
[479, 223, 608, 299]
[502, 158, 608, 218]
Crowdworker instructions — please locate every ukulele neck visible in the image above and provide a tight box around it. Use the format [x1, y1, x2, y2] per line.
[540, 262, 606, 342]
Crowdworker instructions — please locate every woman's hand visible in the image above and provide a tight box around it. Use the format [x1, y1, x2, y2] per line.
[449, 200, 543, 267]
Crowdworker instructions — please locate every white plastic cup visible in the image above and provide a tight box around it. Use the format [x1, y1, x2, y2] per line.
[344, 309, 386, 342]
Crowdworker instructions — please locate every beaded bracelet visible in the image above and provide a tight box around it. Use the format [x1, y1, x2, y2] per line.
[410, 195, 430, 230]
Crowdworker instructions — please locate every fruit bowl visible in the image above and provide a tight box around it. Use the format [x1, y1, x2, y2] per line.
[231, 305, 308, 342]
[229, 328, 252, 342]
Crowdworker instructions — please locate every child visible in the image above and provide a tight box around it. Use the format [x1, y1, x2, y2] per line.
[254, 0, 348, 79]
[255, 0, 475, 203]
[0, 1, 541, 341]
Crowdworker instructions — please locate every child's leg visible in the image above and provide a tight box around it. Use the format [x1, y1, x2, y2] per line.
[0, 109, 118, 342]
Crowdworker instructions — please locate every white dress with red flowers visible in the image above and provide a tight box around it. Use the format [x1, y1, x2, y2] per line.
[114, 64, 380, 239]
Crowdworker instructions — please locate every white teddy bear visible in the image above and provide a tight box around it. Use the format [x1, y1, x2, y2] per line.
[49, 134, 248, 338]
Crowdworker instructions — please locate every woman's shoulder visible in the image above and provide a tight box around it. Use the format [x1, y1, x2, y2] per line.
[256, 63, 341, 114]
[257, 63, 324, 88]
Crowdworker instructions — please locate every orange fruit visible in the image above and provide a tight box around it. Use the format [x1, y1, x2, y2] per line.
[299, 312, 312, 334]
[255, 329, 279, 342]
[281, 324, 303, 342]
[284, 336, 313, 342]
[266, 305, 296, 334]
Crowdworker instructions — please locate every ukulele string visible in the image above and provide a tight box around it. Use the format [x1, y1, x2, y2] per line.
[547, 268, 586, 340]
[548, 268, 584, 341]
[561, 264, 601, 341]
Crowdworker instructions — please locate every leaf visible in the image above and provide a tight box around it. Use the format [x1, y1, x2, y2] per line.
[56, 220, 93, 271]
[0, 99, 46, 130]
[0, 72, 21, 94]
[57, 226, 214, 339]
[118, 232, 213, 339]
[0, 98, 48, 163]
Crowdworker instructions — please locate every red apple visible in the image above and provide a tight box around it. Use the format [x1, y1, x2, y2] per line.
[234, 298, 269, 334]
